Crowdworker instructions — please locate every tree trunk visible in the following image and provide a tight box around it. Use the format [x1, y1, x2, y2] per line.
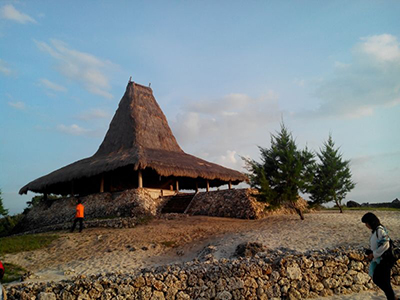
[290, 202, 305, 220]
[335, 200, 343, 213]
[295, 208, 305, 220]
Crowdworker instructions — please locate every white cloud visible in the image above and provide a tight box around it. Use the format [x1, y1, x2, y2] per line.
[359, 34, 400, 63]
[57, 124, 90, 136]
[34, 39, 115, 99]
[385, 98, 400, 108]
[0, 59, 12, 76]
[39, 78, 67, 92]
[348, 151, 400, 202]
[214, 150, 246, 171]
[312, 34, 400, 119]
[171, 91, 280, 169]
[77, 108, 110, 120]
[1, 4, 36, 24]
[343, 105, 375, 119]
[8, 101, 26, 110]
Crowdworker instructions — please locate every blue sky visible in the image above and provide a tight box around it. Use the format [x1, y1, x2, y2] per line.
[1, 1, 399, 214]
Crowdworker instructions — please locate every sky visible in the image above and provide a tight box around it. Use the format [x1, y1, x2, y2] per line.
[0, 1, 399, 215]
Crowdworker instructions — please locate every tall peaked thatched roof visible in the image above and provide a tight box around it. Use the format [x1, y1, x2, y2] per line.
[20, 81, 246, 195]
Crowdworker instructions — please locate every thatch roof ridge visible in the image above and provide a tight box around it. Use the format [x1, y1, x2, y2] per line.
[95, 81, 182, 156]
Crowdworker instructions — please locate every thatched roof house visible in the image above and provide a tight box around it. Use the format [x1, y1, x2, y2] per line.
[20, 81, 246, 197]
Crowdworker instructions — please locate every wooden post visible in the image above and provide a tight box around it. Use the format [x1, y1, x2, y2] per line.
[228, 181, 232, 190]
[138, 170, 143, 188]
[206, 180, 210, 192]
[175, 180, 179, 192]
[195, 182, 199, 193]
[100, 176, 104, 193]
[43, 192, 48, 202]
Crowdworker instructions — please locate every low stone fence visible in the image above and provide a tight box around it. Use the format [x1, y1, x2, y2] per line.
[6, 246, 400, 299]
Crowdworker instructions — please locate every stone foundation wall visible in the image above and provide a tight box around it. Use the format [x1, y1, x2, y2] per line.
[18, 188, 309, 232]
[187, 189, 263, 219]
[187, 189, 308, 220]
[5, 246, 400, 299]
[18, 189, 165, 232]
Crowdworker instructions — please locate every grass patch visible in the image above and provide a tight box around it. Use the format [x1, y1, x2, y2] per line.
[160, 240, 177, 248]
[1, 262, 26, 283]
[0, 234, 59, 256]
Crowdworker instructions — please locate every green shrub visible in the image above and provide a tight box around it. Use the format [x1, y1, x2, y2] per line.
[0, 214, 24, 237]
[1, 262, 26, 283]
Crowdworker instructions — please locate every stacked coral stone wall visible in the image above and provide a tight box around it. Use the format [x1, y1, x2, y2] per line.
[5, 247, 400, 299]
[19, 188, 308, 232]
[187, 189, 308, 220]
[18, 189, 164, 232]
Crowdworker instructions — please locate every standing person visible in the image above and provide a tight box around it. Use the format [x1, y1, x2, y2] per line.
[71, 199, 84, 233]
[362, 212, 397, 300]
[0, 260, 6, 300]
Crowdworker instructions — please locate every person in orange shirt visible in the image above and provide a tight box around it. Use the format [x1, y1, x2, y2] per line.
[70, 199, 85, 233]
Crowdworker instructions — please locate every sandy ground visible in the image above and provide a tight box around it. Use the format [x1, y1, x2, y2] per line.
[4, 210, 400, 299]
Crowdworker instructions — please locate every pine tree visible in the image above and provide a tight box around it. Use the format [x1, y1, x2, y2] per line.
[245, 123, 314, 220]
[0, 188, 9, 217]
[309, 135, 355, 213]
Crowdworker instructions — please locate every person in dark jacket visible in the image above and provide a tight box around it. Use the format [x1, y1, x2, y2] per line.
[362, 212, 398, 300]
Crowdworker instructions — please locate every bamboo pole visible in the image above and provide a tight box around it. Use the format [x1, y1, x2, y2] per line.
[138, 170, 143, 188]
[100, 176, 104, 193]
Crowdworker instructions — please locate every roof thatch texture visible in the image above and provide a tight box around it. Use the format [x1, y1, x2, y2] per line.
[20, 82, 247, 195]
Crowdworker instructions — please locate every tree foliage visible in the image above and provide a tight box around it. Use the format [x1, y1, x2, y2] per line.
[309, 135, 355, 213]
[23, 194, 62, 215]
[0, 188, 9, 217]
[244, 123, 315, 220]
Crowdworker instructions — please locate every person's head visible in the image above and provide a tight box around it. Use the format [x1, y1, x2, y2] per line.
[361, 212, 381, 231]
[77, 198, 81, 204]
